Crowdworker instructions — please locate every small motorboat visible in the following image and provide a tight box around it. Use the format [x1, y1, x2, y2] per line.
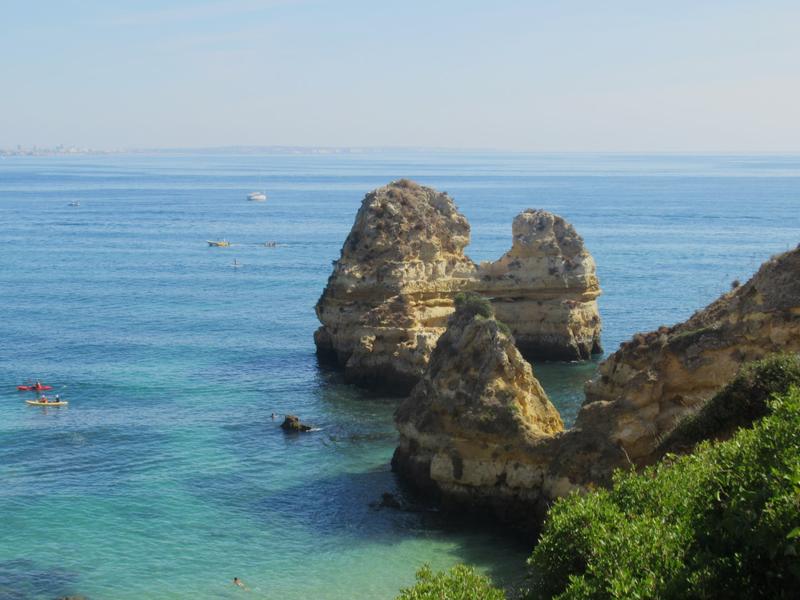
[17, 383, 53, 391]
[68, 201, 80, 207]
[207, 240, 231, 247]
[26, 399, 68, 407]
[247, 192, 267, 202]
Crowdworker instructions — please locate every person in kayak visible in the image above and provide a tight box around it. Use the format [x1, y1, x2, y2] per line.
[55, 394, 61, 402]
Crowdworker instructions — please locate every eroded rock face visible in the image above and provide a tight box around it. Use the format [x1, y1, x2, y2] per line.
[315, 181, 601, 391]
[578, 246, 800, 473]
[393, 246, 800, 531]
[314, 180, 476, 390]
[477, 209, 602, 360]
[392, 296, 563, 527]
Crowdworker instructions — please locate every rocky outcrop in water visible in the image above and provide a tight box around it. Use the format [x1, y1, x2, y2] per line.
[314, 180, 476, 391]
[476, 209, 602, 360]
[314, 181, 601, 391]
[392, 293, 564, 526]
[281, 415, 312, 432]
[393, 246, 800, 530]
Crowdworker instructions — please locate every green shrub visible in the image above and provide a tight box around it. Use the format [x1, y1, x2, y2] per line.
[396, 564, 505, 600]
[496, 320, 512, 336]
[454, 292, 493, 319]
[658, 353, 800, 455]
[526, 386, 800, 599]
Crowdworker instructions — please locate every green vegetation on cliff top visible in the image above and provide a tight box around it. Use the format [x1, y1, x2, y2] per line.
[527, 389, 800, 599]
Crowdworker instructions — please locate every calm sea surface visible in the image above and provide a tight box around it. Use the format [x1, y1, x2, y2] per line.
[0, 152, 798, 599]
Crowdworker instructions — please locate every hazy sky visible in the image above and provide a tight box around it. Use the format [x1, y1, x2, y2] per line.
[2, 0, 799, 151]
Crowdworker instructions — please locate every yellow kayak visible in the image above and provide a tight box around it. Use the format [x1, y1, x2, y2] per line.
[207, 240, 231, 247]
[26, 400, 68, 407]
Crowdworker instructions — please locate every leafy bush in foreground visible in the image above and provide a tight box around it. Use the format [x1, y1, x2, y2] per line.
[526, 387, 800, 599]
[396, 564, 505, 600]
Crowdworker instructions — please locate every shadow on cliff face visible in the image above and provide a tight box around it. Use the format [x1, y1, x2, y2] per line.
[0, 559, 81, 599]
[315, 356, 419, 397]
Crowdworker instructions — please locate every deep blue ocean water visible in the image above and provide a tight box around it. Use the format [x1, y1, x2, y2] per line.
[0, 152, 798, 599]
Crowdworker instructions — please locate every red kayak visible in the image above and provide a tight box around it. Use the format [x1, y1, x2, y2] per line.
[17, 384, 53, 391]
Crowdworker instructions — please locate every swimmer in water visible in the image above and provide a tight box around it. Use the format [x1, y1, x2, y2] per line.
[233, 577, 250, 591]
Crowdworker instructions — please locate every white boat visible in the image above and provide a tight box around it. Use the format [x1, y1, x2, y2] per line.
[247, 191, 267, 202]
[68, 201, 80, 207]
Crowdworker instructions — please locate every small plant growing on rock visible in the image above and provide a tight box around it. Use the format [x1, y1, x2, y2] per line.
[454, 292, 493, 319]
[731, 278, 741, 289]
[496, 320, 512, 336]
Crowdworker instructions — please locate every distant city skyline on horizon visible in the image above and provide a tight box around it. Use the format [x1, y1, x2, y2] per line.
[2, 1, 799, 152]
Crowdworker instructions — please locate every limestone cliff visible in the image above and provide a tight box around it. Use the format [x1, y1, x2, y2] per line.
[578, 245, 800, 473]
[393, 246, 800, 529]
[315, 181, 602, 391]
[314, 180, 476, 390]
[392, 294, 563, 526]
[477, 209, 602, 360]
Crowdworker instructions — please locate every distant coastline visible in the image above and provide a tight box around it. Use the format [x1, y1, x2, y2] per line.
[4, 145, 800, 158]
[0, 145, 122, 157]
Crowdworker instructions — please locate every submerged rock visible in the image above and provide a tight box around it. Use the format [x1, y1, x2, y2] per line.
[280, 415, 312, 432]
[314, 181, 602, 391]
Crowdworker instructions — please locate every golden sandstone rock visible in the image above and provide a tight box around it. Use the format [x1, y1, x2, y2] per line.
[314, 180, 475, 390]
[392, 246, 800, 531]
[392, 295, 564, 528]
[476, 209, 602, 360]
[314, 180, 602, 392]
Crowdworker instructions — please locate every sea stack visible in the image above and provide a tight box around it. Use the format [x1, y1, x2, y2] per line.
[315, 181, 603, 391]
[314, 180, 476, 391]
[477, 209, 602, 360]
[392, 293, 563, 526]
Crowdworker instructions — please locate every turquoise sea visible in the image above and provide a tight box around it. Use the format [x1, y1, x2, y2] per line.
[0, 152, 798, 599]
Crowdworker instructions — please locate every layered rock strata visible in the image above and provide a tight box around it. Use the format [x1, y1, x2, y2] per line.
[314, 180, 476, 390]
[578, 245, 800, 473]
[393, 246, 800, 530]
[392, 295, 563, 527]
[476, 209, 602, 360]
[315, 181, 601, 391]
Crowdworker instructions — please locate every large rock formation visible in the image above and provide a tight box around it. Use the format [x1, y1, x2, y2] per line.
[393, 246, 800, 530]
[315, 181, 601, 391]
[314, 180, 476, 390]
[578, 245, 800, 473]
[476, 209, 602, 360]
[392, 293, 563, 527]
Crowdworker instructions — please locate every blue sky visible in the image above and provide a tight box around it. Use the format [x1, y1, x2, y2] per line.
[1, 0, 798, 150]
